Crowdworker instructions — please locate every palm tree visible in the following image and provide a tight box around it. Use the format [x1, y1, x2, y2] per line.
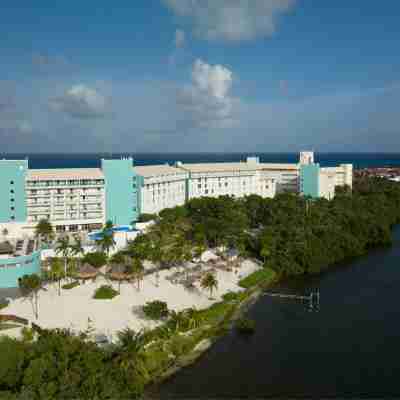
[55, 236, 71, 279]
[18, 274, 42, 319]
[115, 328, 149, 381]
[200, 272, 218, 299]
[50, 258, 64, 296]
[35, 219, 54, 244]
[71, 234, 84, 256]
[98, 232, 116, 257]
[70, 234, 85, 272]
[131, 258, 144, 291]
[103, 220, 114, 234]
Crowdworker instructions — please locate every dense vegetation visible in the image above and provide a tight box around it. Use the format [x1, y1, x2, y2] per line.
[120, 177, 400, 278]
[2, 177, 400, 399]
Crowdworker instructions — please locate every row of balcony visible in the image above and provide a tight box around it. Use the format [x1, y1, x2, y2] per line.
[26, 180, 104, 188]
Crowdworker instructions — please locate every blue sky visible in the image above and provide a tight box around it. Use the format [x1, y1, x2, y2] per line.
[1, 0, 400, 152]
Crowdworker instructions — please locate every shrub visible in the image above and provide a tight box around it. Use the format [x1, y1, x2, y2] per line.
[93, 285, 119, 300]
[138, 213, 157, 223]
[238, 266, 276, 289]
[222, 291, 239, 302]
[142, 300, 169, 320]
[82, 252, 108, 269]
[21, 327, 35, 342]
[167, 334, 195, 357]
[61, 281, 80, 290]
[236, 317, 256, 334]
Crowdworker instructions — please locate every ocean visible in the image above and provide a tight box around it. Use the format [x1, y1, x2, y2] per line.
[1, 152, 400, 169]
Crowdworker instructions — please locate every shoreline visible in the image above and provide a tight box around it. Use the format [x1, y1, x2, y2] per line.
[143, 274, 276, 397]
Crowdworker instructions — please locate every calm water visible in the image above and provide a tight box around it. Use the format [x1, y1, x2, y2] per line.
[2, 152, 400, 169]
[152, 228, 400, 399]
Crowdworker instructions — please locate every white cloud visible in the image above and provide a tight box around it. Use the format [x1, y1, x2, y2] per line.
[177, 59, 238, 128]
[50, 84, 110, 119]
[163, 0, 295, 42]
[175, 29, 186, 47]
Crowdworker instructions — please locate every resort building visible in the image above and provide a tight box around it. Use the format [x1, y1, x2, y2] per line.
[0, 152, 353, 238]
[177, 158, 276, 200]
[135, 165, 188, 215]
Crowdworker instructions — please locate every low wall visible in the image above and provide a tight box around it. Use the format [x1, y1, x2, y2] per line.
[0, 250, 41, 288]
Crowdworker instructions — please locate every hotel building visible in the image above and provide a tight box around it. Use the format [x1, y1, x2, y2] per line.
[0, 152, 352, 237]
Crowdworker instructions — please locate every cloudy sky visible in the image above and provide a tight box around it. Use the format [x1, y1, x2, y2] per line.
[1, 0, 400, 153]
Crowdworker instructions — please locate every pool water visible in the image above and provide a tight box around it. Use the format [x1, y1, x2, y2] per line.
[88, 225, 136, 241]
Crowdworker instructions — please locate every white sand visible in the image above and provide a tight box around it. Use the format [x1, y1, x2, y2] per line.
[2, 259, 260, 341]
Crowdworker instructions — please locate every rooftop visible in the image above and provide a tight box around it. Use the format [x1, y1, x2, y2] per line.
[178, 161, 299, 173]
[178, 162, 261, 173]
[27, 168, 104, 181]
[134, 164, 187, 178]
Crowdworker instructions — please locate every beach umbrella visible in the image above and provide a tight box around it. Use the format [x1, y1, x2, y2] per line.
[76, 263, 99, 280]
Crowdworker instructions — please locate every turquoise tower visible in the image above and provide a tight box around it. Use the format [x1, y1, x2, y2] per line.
[0, 159, 28, 223]
[101, 158, 138, 226]
[300, 163, 320, 198]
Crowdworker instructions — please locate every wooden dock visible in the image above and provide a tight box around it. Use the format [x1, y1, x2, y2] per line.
[263, 290, 320, 308]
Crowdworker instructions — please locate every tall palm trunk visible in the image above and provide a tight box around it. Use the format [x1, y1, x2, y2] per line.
[34, 293, 39, 319]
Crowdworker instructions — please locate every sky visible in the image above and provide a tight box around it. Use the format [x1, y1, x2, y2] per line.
[1, 0, 400, 153]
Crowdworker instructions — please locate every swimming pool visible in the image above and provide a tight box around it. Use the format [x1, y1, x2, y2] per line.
[88, 225, 137, 241]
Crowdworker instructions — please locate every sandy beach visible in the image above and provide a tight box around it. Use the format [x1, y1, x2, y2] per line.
[1, 259, 260, 341]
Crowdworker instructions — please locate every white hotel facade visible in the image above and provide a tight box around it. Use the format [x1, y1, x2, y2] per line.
[0, 152, 353, 236]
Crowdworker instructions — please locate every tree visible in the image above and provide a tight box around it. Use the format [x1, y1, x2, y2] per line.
[35, 219, 54, 243]
[70, 235, 84, 270]
[130, 258, 144, 291]
[98, 232, 116, 257]
[82, 251, 108, 269]
[18, 274, 42, 319]
[200, 272, 218, 299]
[103, 220, 114, 231]
[50, 258, 64, 296]
[115, 328, 149, 385]
[55, 236, 71, 278]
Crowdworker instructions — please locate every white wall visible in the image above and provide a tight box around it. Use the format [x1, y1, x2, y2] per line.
[319, 172, 336, 200]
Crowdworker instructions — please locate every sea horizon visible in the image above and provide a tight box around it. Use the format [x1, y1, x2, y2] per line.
[2, 151, 400, 169]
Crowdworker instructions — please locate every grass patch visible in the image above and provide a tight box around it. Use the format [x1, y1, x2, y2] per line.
[93, 285, 119, 300]
[238, 266, 276, 289]
[62, 281, 80, 290]
[196, 301, 236, 325]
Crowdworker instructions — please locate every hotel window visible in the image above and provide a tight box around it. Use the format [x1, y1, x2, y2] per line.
[10, 181, 14, 185]
[10, 198, 14, 202]
[10, 216, 15, 220]
[11, 206, 14, 211]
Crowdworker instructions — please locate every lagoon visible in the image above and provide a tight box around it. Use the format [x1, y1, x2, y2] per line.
[154, 227, 400, 398]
